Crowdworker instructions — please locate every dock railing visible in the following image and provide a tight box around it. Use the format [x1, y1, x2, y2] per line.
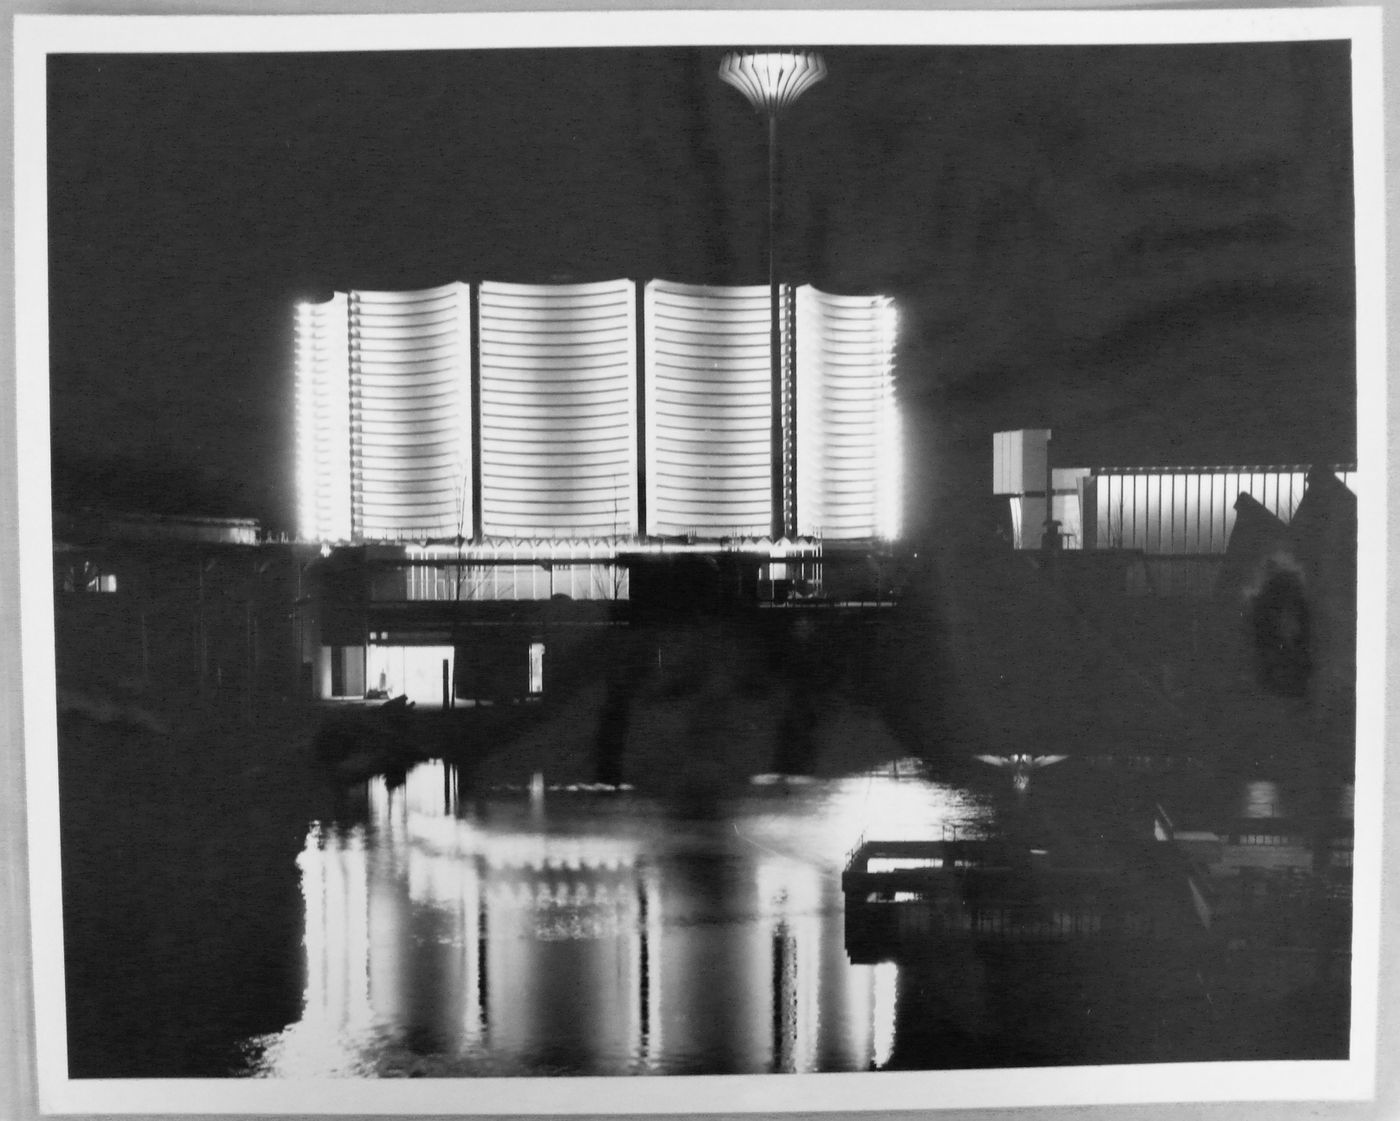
[844, 822, 979, 870]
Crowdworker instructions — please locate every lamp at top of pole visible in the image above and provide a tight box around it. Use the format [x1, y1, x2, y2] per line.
[718, 50, 828, 116]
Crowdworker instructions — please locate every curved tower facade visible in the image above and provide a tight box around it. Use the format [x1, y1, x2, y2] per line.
[478, 280, 637, 538]
[643, 281, 777, 539]
[296, 279, 898, 547]
[295, 293, 352, 543]
[348, 284, 472, 541]
[795, 288, 900, 540]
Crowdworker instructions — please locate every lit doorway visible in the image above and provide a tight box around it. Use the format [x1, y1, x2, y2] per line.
[367, 645, 455, 708]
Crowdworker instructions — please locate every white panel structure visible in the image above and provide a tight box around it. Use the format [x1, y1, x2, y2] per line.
[296, 294, 352, 542]
[299, 279, 903, 546]
[645, 281, 775, 538]
[1005, 467, 1089, 549]
[478, 280, 637, 538]
[401, 541, 628, 602]
[992, 429, 1051, 497]
[794, 288, 900, 540]
[349, 284, 472, 540]
[1087, 467, 1359, 555]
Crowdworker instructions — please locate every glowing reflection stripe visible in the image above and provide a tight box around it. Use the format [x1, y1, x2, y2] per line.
[871, 961, 898, 1069]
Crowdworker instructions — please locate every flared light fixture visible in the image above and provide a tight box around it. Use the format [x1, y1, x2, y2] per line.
[717, 51, 828, 116]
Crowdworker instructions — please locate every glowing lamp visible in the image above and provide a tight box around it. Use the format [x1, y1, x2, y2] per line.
[717, 51, 828, 115]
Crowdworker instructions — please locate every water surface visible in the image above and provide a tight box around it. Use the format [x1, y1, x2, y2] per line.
[243, 761, 991, 1076]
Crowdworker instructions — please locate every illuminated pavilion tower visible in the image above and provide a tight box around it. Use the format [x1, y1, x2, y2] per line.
[477, 279, 638, 539]
[643, 280, 778, 538]
[297, 280, 898, 547]
[293, 278, 900, 704]
[794, 287, 900, 540]
[296, 283, 472, 543]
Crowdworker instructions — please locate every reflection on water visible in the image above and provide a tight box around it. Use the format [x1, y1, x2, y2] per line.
[244, 761, 988, 1077]
[1241, 780, 1285, 819]
[871, 961, 898, 1069]
[1239, 779, 1356, 822]
[233, 758, 1352, 1076]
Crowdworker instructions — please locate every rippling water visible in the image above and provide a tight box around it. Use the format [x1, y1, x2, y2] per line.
[240, 761, 994, 1077]
[59, 739, 1348, 1079]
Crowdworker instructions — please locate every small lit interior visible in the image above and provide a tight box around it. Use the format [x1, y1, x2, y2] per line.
[367, 644, 456, 707]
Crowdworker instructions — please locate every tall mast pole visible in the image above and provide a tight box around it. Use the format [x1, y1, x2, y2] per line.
[718, 50, 827, 542]
[768, 110, 782, 540]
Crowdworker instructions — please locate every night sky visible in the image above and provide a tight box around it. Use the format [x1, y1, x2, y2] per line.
[46, 41, 1357, 539]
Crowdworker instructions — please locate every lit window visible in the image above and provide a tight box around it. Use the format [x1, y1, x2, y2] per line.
[72, 562, 117, 593]
[528, 642, 544, 695]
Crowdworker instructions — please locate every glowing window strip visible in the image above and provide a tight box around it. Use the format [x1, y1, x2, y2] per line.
[295, 295, 352, 542]
[795, 287, 899, 540]
[479, 280, 637, 538]
[1090, 467, 1358, 555]
[299, 281, 902, 545]
[348, 283, 472, 541]
[644, 281, 775, 537]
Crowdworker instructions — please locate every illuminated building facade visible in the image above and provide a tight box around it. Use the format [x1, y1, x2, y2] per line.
[252, 762, 908, 1076]
[991, 428, 1359, 597]
[643, 281, 775, 538]
[993, 429, 1358, 554]
[298, 280, 898, 547]
[295, 280, 900, 703]
[479, 280, 639, 538]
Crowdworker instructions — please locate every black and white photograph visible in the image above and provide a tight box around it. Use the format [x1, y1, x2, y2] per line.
[4, 6, 1391, 1117]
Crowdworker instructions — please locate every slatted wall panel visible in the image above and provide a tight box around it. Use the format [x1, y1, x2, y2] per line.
[349, 284, 472, 540]
[1090, 468, 1357, 555]
[794, 287, 899, 540]
[644, 281, 775, 537]
[478, 280, 637, 538]
[295, 293, 352, 542]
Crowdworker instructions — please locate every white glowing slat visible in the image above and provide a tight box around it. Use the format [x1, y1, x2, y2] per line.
[795, 287, 898, 540]
[478, 280, 637, 538]
[296, 295, 352, 542]
[1224, 473, 1241, 543]
[1149, 474, 1163, 554]
[349, 283, 472, 541]
[644, 280, 775, 536]
[482, 451, 632, 470]
[1106, 476, 1123, 549]
[352, 323, 464, 341]
[1160, 475, 1174, 554]
[354, 333, 462, 349]
[645, 453, 769, 474]
[352, 309, 461, 327]
[1180, 475, 1193, 554]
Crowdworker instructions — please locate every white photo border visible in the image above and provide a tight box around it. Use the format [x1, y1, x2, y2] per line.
[6, 5, 1391, 1118]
